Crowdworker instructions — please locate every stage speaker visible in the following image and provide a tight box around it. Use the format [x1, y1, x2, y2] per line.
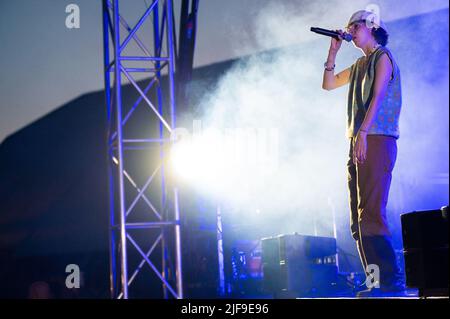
[261, 233, 337, 297]
[401, 206, 449, 297]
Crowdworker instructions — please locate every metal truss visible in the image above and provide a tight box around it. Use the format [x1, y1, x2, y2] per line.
[102, 0, 182, 299]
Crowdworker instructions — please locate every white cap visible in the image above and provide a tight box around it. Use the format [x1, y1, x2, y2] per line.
[347, 10, 388, 34]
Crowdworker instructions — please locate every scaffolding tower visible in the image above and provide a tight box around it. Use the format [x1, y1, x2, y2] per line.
[102, 0, 185, 299]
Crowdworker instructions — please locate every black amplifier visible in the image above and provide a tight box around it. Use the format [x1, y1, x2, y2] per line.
[401, 206, 449, 297]
[261, 233, 337, 297]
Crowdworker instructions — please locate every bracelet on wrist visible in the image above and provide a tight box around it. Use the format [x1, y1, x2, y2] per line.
[324, 62, 335, 71]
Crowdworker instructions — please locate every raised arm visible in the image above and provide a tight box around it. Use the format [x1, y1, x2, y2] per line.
[323, 66, 351, 91]
[322, 30, 351, 91]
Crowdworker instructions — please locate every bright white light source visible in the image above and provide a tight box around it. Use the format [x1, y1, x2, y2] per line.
[170, 125, 279, 199]
[170, 128, 230, 190]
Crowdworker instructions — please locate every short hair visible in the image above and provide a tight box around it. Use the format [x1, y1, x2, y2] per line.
[372, 27, 389, 46]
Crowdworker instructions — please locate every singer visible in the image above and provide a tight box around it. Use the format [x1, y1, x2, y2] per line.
[321, 10, 404, 297]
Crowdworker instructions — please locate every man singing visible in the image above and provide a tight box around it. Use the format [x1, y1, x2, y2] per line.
[322, 10, 405, 296]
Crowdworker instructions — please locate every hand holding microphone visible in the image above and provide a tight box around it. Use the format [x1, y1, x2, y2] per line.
[310, 27, 352, 54]
[330, 29, 344, 52]
[310, 27, 353, 42]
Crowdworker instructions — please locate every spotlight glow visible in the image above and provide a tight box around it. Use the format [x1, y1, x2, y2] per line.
[170, 128, 230, 190]
[170, 125, 279, 200]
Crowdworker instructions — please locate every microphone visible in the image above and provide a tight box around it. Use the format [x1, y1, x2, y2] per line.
[310, 27, 353, 42]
